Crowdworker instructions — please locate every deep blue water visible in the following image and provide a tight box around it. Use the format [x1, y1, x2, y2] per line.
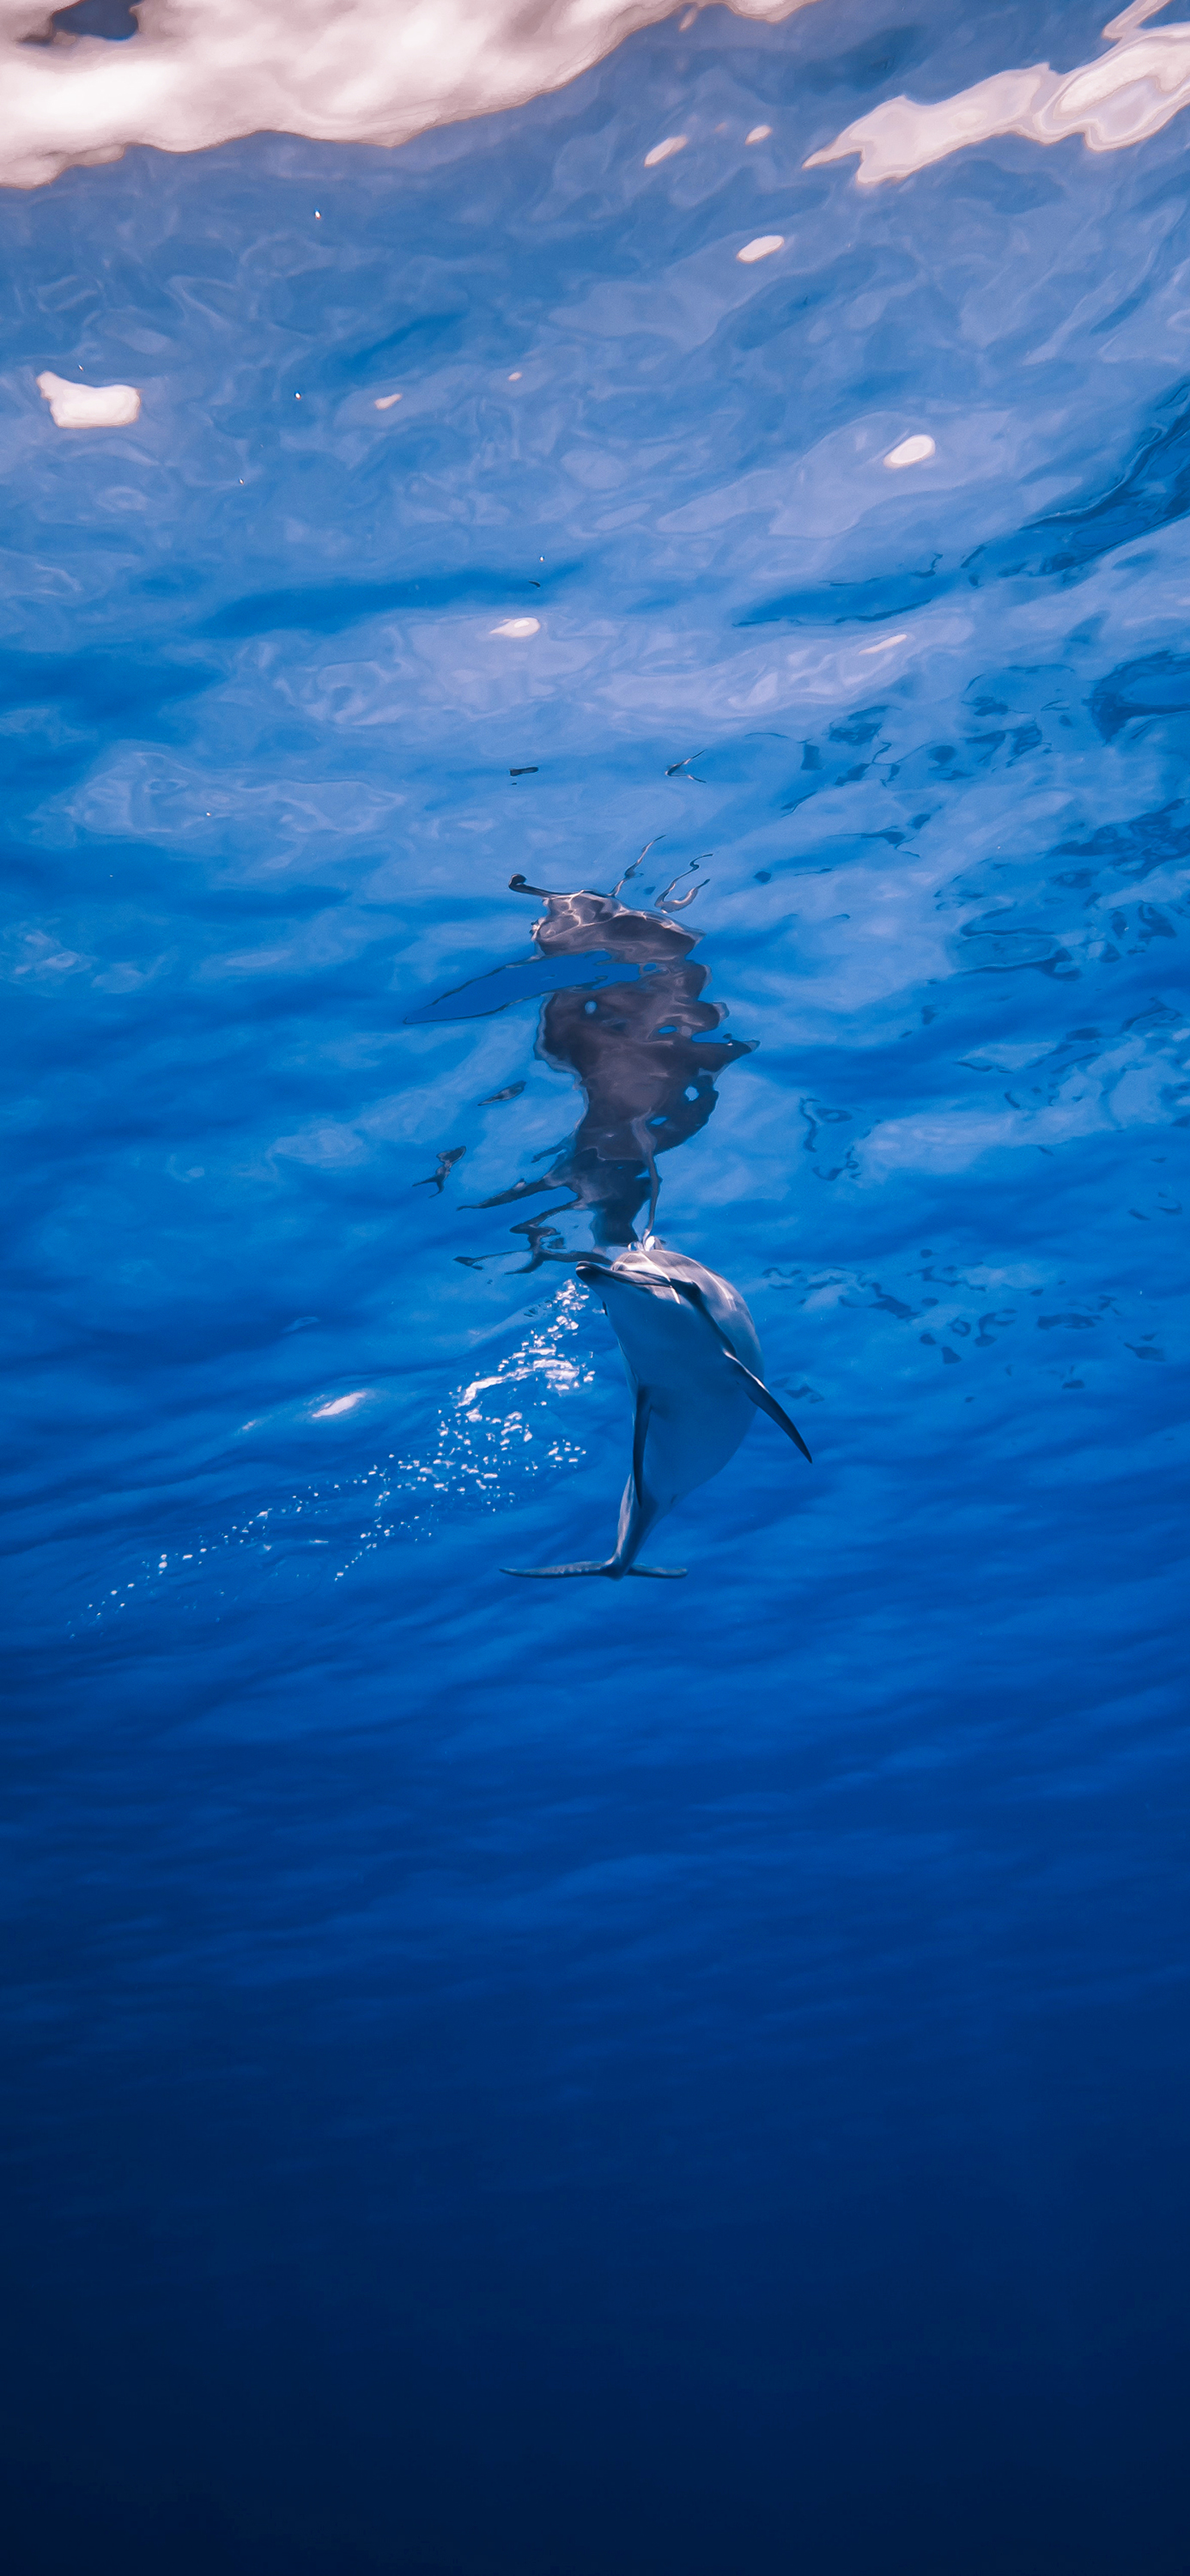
[3, 3, 1189, 2570]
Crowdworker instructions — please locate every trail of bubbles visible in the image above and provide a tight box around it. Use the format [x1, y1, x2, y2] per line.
[76, 1281, 598, 1628]
[333, 1275, 597, 1576]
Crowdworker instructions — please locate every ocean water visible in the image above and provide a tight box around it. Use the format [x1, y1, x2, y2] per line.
[3, 3, 1188, 2570]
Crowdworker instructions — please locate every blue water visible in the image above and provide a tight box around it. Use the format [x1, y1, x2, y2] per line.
[3, 2, 1188, 2568]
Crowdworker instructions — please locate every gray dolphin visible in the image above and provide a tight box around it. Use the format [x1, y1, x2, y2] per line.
[503, 1243, 811, 1581]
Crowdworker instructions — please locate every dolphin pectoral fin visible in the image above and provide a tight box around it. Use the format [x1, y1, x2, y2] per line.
[725, 1354, 813, 1463]
[632, 1388, 651, 1506]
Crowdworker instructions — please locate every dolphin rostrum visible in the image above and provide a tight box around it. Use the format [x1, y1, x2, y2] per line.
[503, 1243, 811, 1581]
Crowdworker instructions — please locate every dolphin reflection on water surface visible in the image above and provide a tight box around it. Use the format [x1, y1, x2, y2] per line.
[404, 861, 813, 1574]
[470, 868, 755, 1242]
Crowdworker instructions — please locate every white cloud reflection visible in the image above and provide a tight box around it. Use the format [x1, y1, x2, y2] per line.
[807, 3, 1190, 189]
[0, 0, 821, 191]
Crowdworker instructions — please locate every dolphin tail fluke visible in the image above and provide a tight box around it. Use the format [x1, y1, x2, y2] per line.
[503, 1560, 618, 1579]
[726, 1353, 813, 1463]
[501, 1560, 687, 1580]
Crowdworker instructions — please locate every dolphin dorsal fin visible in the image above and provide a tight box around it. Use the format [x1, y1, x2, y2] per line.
[724, 1354, 812, 1463]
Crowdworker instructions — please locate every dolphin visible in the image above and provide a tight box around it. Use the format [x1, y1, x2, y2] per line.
[503, 1243, 811, 1581]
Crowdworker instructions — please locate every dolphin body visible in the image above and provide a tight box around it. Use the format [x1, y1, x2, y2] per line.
[504, 1245, 811, 1581]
